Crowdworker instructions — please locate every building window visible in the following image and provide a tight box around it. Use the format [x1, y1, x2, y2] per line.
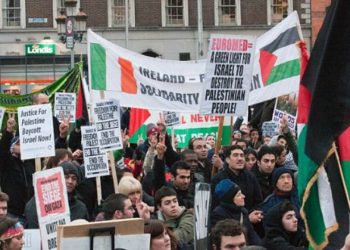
[161, 0, 188, 27]
[108, 0, 135, 27]
[214, 0, 241, 26]
[268, 0, 293, 25]
[2, 0, 21, 27]
[53, 0, 80, 28]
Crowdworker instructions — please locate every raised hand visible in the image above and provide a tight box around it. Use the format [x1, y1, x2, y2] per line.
[6, 112, 16, 133]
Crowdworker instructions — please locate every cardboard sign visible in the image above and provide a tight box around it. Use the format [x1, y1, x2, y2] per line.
[0, 107, 5, 128]
[54, 93, 76, 123]
[18, 104, 55, 160]
[57, 218, 145, 250]
[163, 111, 180, 127]
[81, 125, 109, 178]
[92, 99, 123, 152]
[272, 93, 298, 130]
[194, 183, 211, 250]
[262, 121, 279, 137]
[199, 34, 255, 116]
[34, 168, 71, 250]
[23, 229, 41, 250]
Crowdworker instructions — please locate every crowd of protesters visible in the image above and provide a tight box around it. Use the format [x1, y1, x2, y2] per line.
[0, 92, 349, 250]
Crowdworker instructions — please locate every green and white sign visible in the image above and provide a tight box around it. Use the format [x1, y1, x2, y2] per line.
[25, 43, 56, 56]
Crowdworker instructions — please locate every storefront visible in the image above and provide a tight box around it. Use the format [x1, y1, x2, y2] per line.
[0, 42, 85, 94]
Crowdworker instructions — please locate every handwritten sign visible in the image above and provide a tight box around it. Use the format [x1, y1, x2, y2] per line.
[18, 104, 55, 160]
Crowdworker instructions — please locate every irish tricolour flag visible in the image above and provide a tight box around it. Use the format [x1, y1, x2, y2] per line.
[88, 29, 205, 113]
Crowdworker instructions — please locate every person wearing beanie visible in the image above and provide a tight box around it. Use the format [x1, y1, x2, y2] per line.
[0, 217, 24, 250]
[259, 167, 301, 230]
[263, 201, 307, 250]
[211, 145, 263, 225]
[24, 161, 88, 228]
[211, 179, 262, 246]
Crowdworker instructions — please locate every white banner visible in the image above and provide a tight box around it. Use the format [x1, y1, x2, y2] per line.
[81, 125, 109, 178]
[18, 104, 55, 160]
[54, 92, 76, 123]
[200, 34, 255, 115]
[92, 99, 123, 151]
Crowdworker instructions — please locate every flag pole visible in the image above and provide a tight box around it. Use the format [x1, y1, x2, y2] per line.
[211, 116, 224, 177]
[332, 142, 350, 210]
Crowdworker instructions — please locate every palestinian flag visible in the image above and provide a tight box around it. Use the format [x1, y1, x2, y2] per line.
[298, 0, 350, 248]
[249, 11, 304, 105]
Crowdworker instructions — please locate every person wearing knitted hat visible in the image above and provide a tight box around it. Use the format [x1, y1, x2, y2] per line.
[263, 201, 307, 249]
[211, 179, 262, 246]
[259, 168, 302, 231]
[24, 161, 88, 228]
[0, 217, 24, 250]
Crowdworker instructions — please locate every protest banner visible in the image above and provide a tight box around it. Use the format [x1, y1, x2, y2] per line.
[194, 183, 211, 250]
[163, 111, 180, 127]
[261, 121, 279, 138]
[0, 107, 5, 128]
[54, 93, 76, 123]
[272, 92, 298, 130]
[88, 29, 205, 113]
[129, 110, 233, 148]
[92, 99, 123, 152]
[89, 13, 304, 110]
[18, 104, 55, 160]
[81, 125, 109, 178]
[34, 167, 71, 250]
[23, 229, 41, 250]
[200, 34, 255, 116]
[57, 218, 147, 250]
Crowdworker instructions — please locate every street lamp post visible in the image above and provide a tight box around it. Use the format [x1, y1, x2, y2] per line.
[55, 0, 88, 69]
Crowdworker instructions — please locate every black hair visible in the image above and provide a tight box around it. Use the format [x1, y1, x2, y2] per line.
[102, 193, 129, 220]
[154, 186, 177, 207]
[211, 219, 246, 249]
[257, 145, 276, 161]
[170, 161, 191, 177]
[224, 145, 244, 158]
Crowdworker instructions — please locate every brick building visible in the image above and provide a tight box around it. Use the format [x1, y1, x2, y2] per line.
[0, 0, 311, 93]
[311, 0, 330, 44]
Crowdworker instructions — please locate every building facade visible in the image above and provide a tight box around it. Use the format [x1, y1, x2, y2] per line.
[0, 0, 311, 94]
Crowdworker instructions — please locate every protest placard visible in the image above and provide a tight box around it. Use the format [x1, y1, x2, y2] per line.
[54, 93, 76, 123]
[24, 229, 41, 250]
[163, 111, 180, 127]
[272, 93, 298, 130]
[18, 104, 55, 160]
[92, 99, 123, 151]
[194, 183, 211, 250]
[262, 121, 279, 138]
[81, 125, 109, 178]
[57, 218, 146, 250]
[199, 34, 255, 116]
[0, 107, 5, 128]
[34, 167, 71, 250]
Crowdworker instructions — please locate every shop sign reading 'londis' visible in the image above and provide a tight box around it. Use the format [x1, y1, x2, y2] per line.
[25, 43, 56, 56]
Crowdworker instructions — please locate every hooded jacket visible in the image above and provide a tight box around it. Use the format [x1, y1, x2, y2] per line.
[263, 202, 307, 250]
